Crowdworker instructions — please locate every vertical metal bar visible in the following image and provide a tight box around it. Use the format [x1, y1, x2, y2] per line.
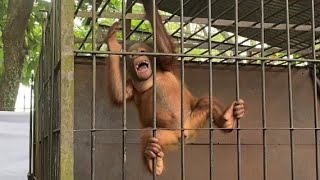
[51, 9, 55, 180]
[152, 0, 157, 179]
[260, 1, 267, 180]
[234, 0, 241, 179]
[288, 64, 295, 180]
[121, 0, 127, 179]
[55, 1, 61, 179]
[311, 0, 319, 178]
[50, 1, 57, 179]
[180, 0, 185, 179]
[314, 64, 319, 180]
[40, 14, 45, 180]
[59, 0, 74, 179]
[285, 1, 295, 179]
[33, 76, 37, 177]
[91, 0, 97, 179]
[28, 76, 34, 180]
[52, 3, 59, 177]
[208, 0, 214, 179]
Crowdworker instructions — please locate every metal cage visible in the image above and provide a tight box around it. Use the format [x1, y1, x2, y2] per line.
[33, 0, 320, 179]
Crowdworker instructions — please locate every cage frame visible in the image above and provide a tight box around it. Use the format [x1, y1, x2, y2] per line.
[33, 0, 320, 180]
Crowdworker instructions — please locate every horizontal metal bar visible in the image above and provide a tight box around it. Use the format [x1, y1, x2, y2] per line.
[75, 37, 320, 56]
[74, 50, 320, 62]
[77, 11, 320, 32]
[74, 128, 320, 132]
[187, 143, 319, 146]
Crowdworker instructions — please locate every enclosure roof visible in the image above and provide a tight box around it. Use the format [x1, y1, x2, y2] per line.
[156, 0, 320, 58]
[74, 0, 320, 61]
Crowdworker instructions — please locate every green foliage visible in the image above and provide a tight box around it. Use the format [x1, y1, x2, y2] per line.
[109, 0, 122, 12]
[0, 0, 49, 85]
[20, 1, 48, 85]
[0, 0, 7, 28]
[0, 0, 7, 80]
[0, 49, 3, 77]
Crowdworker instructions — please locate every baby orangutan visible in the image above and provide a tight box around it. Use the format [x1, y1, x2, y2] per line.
[106, 0, 245, 176]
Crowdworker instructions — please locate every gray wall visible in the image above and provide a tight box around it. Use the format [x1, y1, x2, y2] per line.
[74, 60, 320, 180]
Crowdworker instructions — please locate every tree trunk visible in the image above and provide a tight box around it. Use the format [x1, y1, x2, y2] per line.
[0, 0, 34, 111]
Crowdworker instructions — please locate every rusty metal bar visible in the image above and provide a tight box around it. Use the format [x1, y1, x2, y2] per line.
[234, 0, 241, 179]
[311, 0, 320, 179]
[313, 63, 319, 180]
[74, 127, 320, 131]
[49, 1, 58, 179]
[152, 0, 157, 179]
[74, 50, 320, 63]
[285, 1, 295, 179]
[180, 0, 185, 179]
[122, 0, 128, 179]
[260, 0, 267, 180]
[91, 0, 97, 179]
[28, 76, 34, 180]
[208, 0, 214, 179]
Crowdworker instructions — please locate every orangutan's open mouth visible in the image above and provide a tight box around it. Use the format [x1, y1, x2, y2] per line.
[136, 61, 149, 73]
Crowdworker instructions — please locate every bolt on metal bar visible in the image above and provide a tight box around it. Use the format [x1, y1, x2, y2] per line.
[260, 0, 267, 180]
[207, 0, 214, 179]
[180, 0, 185, 179]
[122, 0, 128, 179]
[285, 1, 295, 179]
[311, 0, 320, 178]
[234, 0, 241, 180]
[152, 0, 157, 179]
